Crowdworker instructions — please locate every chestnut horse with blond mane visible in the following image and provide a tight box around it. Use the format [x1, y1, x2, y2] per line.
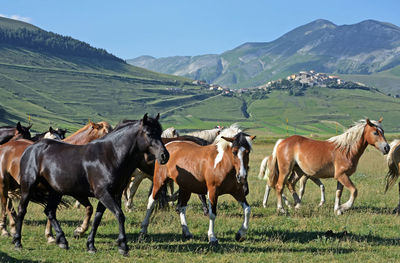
[140, 131, 255, 245]
[267, 118, 389, 215]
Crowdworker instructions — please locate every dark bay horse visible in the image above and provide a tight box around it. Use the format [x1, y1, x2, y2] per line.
[268, 118, 389, 215]
[0, 126, 67, 236]
[140, 132, 255, 245]
[0, 122, 32, 144]
[13, 114, 169, 255]
[0, 122, 110, 240]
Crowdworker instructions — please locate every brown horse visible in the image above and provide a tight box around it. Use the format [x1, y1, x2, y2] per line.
[384, 139, 400, 214]
[0, 122, 32, 145]
[0, 121, 110, 240]
[140, 132, 255, 245]
[268, 118, 389, 215]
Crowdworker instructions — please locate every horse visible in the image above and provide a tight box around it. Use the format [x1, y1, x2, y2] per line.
[267, 118, 389, 215]
[259, 151, 326, 208]
[13, 114, 169, 255]
[161, 127, 179, 138]
[0, 122, 32, 144]
[0, 122, 110, 241]
[124, 124, 241, 214]
[186, 125, 224, 144]
[0, 126, 67, 236]
[384, 139, 400, 214]
[123, 135, 210, 213]
[140, 131, 255, 245]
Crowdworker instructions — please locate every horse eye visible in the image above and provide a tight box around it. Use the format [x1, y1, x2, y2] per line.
[373, 131, 378, 136]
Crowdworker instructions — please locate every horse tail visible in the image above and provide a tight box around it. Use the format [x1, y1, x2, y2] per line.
[258, 155, 269, 180]
[268, 139, 283, 189]
[385, 140, 400, 192]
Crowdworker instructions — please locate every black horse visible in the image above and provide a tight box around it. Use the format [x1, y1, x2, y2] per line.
[13, 114, 169, 255]
[0, 122, 32, 144]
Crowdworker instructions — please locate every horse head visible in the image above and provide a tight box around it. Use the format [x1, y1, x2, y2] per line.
[138, 113, 169, 165]
[16, 122, 32, 140]
[44, 127, 66, 140]
[222, 132, 255, 193]
[364, 118, 390, 155]
[89, 121, 112, 140]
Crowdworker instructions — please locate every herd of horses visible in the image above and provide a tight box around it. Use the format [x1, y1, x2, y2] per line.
[0, 115, 398, 255]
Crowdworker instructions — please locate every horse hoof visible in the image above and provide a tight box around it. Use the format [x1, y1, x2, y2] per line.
[318, 201, 325, 207]
[58, 243, 69, 250]
[119, 248, 129, 256]
[209, 239, 219, 246]
[335, 209, 343, 216]
[1, 230, 10, 237]
[73, 229, 84, 239]
[88, 248, 97, 254]
[14, 243, 22, 250]
[47, 236, 56, 244]
[138, 232, 147, 242]
[182, 233, 193, 240]
[235, 232, 246, 242]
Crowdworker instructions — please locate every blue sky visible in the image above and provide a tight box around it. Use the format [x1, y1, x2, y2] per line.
[1, 0, 399, 59]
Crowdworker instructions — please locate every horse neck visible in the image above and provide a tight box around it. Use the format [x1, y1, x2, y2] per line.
[64, 126, 94, 144]
[346, 132, 369, 164]
[215, 145, 236, 174]
[107, 124, 142, 163]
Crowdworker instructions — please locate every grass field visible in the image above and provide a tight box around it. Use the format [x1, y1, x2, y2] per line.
[1, 138, 400, 263]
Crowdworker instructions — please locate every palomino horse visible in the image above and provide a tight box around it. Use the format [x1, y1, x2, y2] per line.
[140, 132, 255, 245]
[0, 127, 66, 236]
[186, 125, 224, 144]
[259, 151, 325, 208]
[13, 114, 169, 255]
[268, 118, 389, 215]
[0, 122, 32, 144]
[384, 139, 400, 213]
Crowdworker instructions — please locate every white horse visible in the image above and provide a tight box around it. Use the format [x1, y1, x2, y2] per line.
[186, 125, 224, 144]
[260, 140, 326, 209]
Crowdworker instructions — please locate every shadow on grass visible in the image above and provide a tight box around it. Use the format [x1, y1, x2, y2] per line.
[350, 205, 394, 215]
[0, 251, 39, 263]
[250, 229, 400, 246]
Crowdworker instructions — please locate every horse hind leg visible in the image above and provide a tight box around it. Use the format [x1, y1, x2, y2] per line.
[394, 181, 400, 214]
[308, 177, 325, 206]
[44, 192, 68, 249]
[0, 176, 10, 236]
[7, 198, 17, 236]
[124, 172, 145, 212]
[73, 197, 93, 238]
[207, 187, 219, 245]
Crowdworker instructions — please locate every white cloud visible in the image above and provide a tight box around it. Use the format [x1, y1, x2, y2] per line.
[0, 14, 32, 23]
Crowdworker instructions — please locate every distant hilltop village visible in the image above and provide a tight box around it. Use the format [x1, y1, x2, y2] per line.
[259, 70, 366, 90]
[182, 70, 374, 97]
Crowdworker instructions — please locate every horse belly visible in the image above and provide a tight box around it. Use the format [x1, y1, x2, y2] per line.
[173, 165, 207, 194]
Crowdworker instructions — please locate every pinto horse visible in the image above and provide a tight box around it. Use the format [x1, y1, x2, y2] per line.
[13, 114, 169, 255]
[140, 132, 255, 245]
[268, 118, 389, 215]
[0, 126, 66, 236]
[0, 122, 32, 144]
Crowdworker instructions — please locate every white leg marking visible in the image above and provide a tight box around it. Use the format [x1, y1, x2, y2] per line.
[237, 202, 251, 241]
[140, 194, 155, 234]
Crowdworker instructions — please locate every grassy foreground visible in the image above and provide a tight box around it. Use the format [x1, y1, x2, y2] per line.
[1, 141, 400, 263]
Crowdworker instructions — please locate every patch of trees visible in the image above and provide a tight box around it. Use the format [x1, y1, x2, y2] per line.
[270, 79, 307, 96]
[0, 28, 124, 62]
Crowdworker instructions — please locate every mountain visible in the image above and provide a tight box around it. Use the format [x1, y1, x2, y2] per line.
[128, 19, 400, 89]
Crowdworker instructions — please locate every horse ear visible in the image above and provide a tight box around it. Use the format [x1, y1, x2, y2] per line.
[378, 117, 383, 123]
[16, 122, 22, 131]
[156, 113, 160, 121]
[221, 136, 234, 143]
[49, 126, 54, 132]
[27, 124, 32, 130]
[142, 113, 148, 124]
[250, 135, 256, 141]
[366, 118, 372, 126]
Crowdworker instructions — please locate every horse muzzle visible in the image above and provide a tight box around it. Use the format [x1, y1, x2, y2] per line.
[158, 151, 169, 165]
[381, 143, 390, 155]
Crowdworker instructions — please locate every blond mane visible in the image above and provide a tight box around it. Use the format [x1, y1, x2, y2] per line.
[213, 123, 243, 167]
[327, 119, 382, 153]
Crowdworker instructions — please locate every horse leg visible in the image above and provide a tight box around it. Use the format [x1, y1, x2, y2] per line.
[335, 175, 357, 215]
[275, 162, 293, 214]
[198, 194, 208, 216]
[394, 182, 400, 214]
[73, 197, 93, 238]
[176, 189, 193, 240]
[308, 177, 325, 206]
[44, 192, 68, 249]
[13, 187, 32, 249]
[96, 192, 128, 256]
[231, 191, 251, 242]
[45, 219, 56, 243]
[0, 176, 9, 236]
[334, 181, 344, 214]
[207, 187, 219, 245]
[140, 168, 166, 236]
[124, 172, 145, 212]
[86, 202, 106, 253]
[262, 184, 271, 208]
[286, 172, 302, 209]
[7, 198, 17, 235]
[298, 176, 308, 201]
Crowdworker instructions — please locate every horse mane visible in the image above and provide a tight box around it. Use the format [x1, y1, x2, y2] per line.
[162, 127, 179, 138]
[327, 119, 382, 153]
[387, 140, 400, 163]
[213, 123, 245, 167]
[188, 127, 222, 143]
